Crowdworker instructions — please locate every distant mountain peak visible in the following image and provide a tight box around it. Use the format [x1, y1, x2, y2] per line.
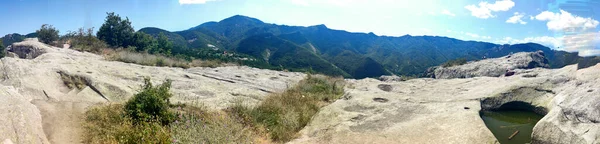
[312, 24, 327, 29]
[219, 15, 264, 25]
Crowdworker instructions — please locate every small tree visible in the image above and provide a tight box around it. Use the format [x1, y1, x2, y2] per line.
[124, 78, 174, 125]
[132, 32, 157, 52]
[0, 41, 5, 58]
[155, 32, 173, 55]
[97, 12, 135, 48]
[36, 24, 59, 44]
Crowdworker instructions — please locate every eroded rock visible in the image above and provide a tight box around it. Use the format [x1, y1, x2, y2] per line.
[431, 51, 549, 79]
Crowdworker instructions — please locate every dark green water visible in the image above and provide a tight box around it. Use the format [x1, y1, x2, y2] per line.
[480, 110, 543, 144]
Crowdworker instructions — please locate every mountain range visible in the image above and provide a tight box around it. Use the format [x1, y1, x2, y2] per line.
[4, 15, 600, 78]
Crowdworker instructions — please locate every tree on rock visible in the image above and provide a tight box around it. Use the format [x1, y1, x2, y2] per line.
[97, 12, 135, 48]
[36, 24, 59, 44]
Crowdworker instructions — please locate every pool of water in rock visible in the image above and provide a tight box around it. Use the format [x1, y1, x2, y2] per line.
[480, 110, 543, 144]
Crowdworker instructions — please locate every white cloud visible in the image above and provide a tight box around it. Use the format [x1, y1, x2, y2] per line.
[535, 10, 599, 32]
[465, 0, 515, 19]
[465, 32, 492, 39]
[441, 9, 456, 17]
[506, 12, 527, 24]
[291, 0, 309, 6]
[179, 0, 217, 5]
[496, 31, 600, 56]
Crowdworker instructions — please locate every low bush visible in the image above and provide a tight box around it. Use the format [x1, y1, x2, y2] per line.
[230, 74, 344, 142]
[36, 24, 59, 44]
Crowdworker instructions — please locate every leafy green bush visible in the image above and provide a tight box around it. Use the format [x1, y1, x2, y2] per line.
[124, 78, 175, 125]
[36, 24, 59, 44]
[230, 75, 344, 142]
[441, 58, 467, 67]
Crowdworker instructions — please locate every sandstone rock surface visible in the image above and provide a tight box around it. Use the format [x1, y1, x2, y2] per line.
[0, 39, 306, 143]
[430, 51, 549, 79]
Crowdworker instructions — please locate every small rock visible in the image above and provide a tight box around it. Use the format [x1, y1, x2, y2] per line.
[373, 97, 389, 103]
[377, 84, 393, 92]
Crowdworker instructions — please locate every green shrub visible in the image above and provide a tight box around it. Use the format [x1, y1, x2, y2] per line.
[230, 75, 344, 142]
[36, 24, 59, 44]
[441, 58, 467, 67]
[124, 78, 175, 125]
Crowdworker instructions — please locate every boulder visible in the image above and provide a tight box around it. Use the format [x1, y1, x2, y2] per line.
[432, 51, 549, 79]
[8, 38, 51, 59]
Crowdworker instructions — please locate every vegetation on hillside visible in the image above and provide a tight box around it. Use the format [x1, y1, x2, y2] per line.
[36, 24, 59, 44]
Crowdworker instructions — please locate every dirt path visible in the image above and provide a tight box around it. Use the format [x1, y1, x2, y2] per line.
[32, 100, 94, 144]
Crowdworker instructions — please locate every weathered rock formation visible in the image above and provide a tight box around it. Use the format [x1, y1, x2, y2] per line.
[429, 51, 549, 79]
[0, 39, 305, 143]
[291, 56, 600, 143]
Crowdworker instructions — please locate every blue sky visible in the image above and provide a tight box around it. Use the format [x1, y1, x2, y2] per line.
[1, 0, 599, 56]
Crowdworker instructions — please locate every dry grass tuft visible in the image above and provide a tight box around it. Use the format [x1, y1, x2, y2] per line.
[230, 74, 344, 142]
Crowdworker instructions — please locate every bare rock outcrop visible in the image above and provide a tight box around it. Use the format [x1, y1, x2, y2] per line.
[430, 51, 549, 79]
[0, 39, 306, 143]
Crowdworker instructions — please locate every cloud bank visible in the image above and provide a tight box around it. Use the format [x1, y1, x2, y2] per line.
[465, 0, 514, 19]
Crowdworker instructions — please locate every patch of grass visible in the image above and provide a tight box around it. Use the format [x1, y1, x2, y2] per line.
[82, 104, 172, 144]
[58, 71, 87, 90]
[441, 58, 467, 68]
[170, 105, 264, 144]
[230, 74, 344, 142]
[104, 50, 229, 69]
[190, 59, 222, 68]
